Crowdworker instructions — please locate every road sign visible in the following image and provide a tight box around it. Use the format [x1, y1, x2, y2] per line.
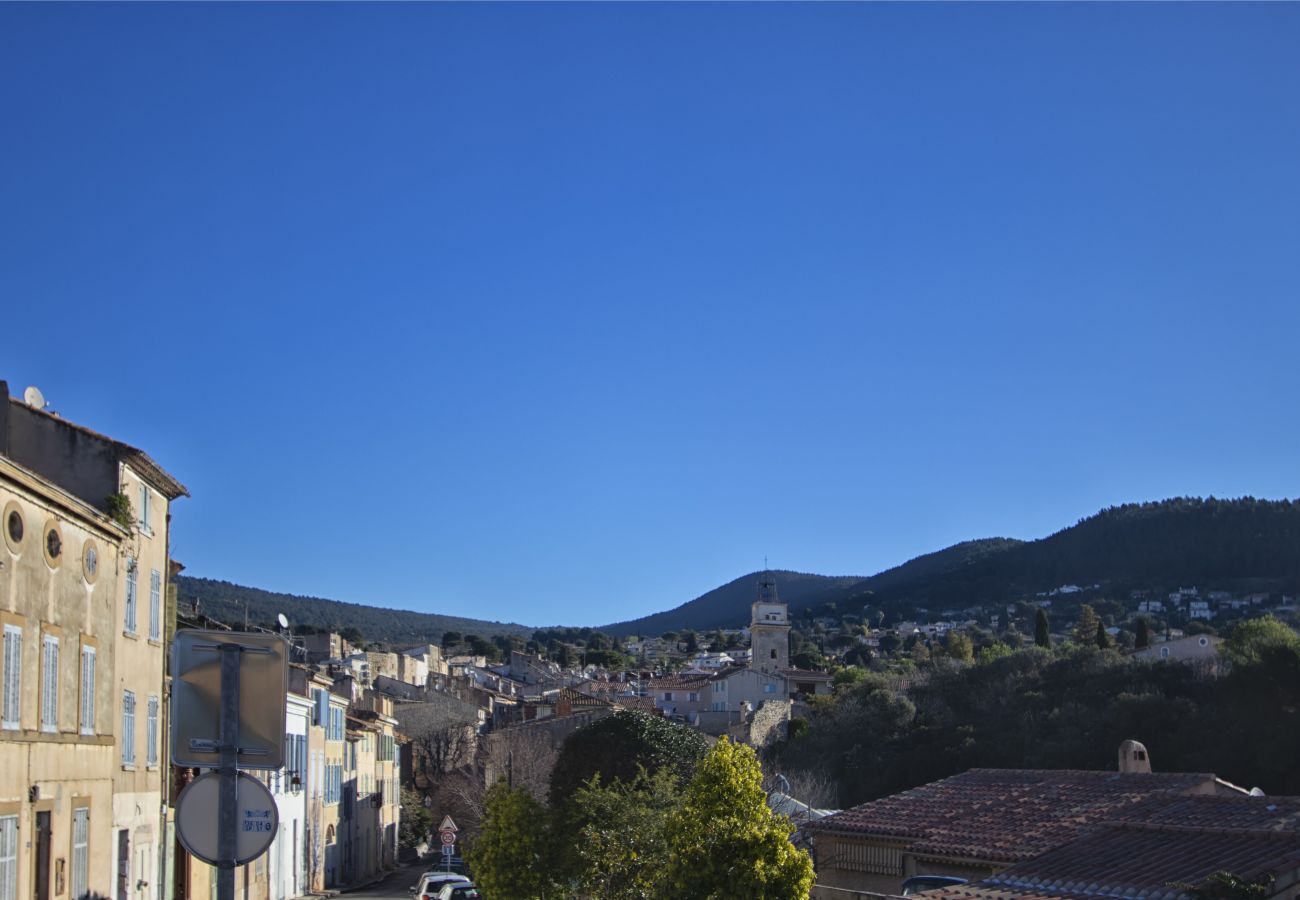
[440, 831, 456, 845]
[441, 845, 455, 858]
[172, 630, 288, 769]
[176, 772, 279, 866]
[438, 815, 458, 833]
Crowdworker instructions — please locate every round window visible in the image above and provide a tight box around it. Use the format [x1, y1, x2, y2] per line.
[3, 502, 23, 553]
[83, 541, 100, 583]
[43, 520, 63, 567]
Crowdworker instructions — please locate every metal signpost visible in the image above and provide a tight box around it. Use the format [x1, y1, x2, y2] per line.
[172, 630, 288, 900]
[438, 816, 458, 872]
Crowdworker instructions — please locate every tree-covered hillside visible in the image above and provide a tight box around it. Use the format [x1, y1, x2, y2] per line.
[813, 497, 1300, 621]
[601, 571, 865, 637]
[173, 575, 533, 644]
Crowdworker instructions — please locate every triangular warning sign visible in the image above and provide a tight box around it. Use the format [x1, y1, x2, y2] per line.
[439, 815, 458, 833]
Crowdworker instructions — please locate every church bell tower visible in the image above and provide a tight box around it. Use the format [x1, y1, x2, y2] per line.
[749, 572, 790, 674]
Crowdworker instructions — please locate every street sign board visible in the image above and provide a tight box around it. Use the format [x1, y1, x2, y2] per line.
[176, 772, 279, 866]
[438, 815, 458, 833]
[441, 845, 455, 858]
[172, 629, 288, 769]
[440, 831, 456, 845]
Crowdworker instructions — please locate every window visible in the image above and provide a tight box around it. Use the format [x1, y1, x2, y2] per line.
[148, 571, 161, 640]
[4, 509, 21, 545]
[312, 688, 326, 725]
[662, 692, 673, 702]
[0, 814, 16, 900]
[138, 484, 152, 534]
[124, 559, 138, 634]
[770, 649, 777, 659]
[1160, 647, 1170, 659]
[122, 691, 136, 765]
[71, 807, 89, 900]
[1, 625, 20, 730]
[712, 681, 723, 694]
[688, 692, 699, 702]
[80, 645, 96, 734]
[41, 632, 59, 732]
[147, 696, 159, 766]
[763, 682, 777, 694]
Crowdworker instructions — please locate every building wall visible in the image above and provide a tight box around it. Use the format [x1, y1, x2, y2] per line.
[2, 457, 125, 900]
[111, 465, 171, 900]
[751, 601, 790, 674]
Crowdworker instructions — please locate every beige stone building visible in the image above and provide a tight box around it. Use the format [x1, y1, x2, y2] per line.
[1, 383, 186, 900]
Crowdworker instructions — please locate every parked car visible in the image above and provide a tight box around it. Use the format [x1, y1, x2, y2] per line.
[435, 883, 481, 900]
[412, 872, 471, 899]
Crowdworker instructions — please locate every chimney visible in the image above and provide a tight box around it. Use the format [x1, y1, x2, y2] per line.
[1118, 739, 1152, 774]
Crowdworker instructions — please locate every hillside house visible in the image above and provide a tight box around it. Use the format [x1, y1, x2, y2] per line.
[1132, 633, 1222, 665]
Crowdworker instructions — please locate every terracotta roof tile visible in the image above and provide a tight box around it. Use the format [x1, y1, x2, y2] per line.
[809, 768, 1216, 863]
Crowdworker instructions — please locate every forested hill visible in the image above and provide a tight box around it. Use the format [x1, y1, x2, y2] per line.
[810, 497, 1300, 620]
[172, 576, 534, 643]
[600, 571, 867, 638]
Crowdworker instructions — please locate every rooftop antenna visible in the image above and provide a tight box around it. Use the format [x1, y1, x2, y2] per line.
[23, 386, 47, 410]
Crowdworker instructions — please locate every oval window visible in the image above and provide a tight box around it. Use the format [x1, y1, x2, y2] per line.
[43, 520, 63, 567]
[83, 541, 100, 583]
[7, 510, 22, 544]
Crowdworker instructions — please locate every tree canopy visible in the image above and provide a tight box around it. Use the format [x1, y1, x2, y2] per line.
[549, 710, 708, 806]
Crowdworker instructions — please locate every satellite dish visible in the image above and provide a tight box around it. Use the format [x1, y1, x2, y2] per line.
[23, 386, 47, 410]
[277, 613, 290, 630]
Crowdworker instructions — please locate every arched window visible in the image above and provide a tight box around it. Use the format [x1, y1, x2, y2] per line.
[326, 825, 336, 845]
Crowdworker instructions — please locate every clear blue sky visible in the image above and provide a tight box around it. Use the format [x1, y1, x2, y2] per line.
[3, 3, 1298, 628]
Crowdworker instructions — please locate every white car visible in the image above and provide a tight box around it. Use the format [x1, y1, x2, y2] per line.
[436, 883, 481, 900]
[413, 872, 470, 899]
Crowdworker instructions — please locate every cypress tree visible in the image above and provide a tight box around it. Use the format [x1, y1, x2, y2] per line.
[1035, 608, 1051, 648]
[1135, 618, 1150, 649]
[1095, 619, 1110, 650]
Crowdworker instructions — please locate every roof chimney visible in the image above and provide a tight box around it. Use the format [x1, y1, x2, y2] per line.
[1119, 739, 1152, 774]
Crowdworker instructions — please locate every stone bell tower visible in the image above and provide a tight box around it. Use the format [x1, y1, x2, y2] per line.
[749, 572, 790, 674]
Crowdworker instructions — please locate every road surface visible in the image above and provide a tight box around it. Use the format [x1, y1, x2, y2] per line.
[339, 858, 438, 898]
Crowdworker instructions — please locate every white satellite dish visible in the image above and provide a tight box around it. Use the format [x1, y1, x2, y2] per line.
[276, 613, 289, 630]
[23, 386, 47, 410]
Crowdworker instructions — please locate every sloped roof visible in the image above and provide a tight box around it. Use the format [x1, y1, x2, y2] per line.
[809, 768, 1216, 864]
[926, 796, 1300, 900]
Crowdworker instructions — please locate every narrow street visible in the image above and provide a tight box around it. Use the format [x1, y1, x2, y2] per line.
[340, 858, 436, 898]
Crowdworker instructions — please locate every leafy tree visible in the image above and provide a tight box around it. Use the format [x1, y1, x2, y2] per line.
[466, 781, 559, 899]
[398, 786, 433, 852]
[441, 630, 462, 650]
[569, 768, 681, 899]
[1073, 604, 1101, 645]
[1221, 615, 1300, 667]
[941, 631, 974, 662]
[660, 738, 814, 899]
[1035, 608, 1051, 648]
[338, 625, 363, 646]
[832, 667, 868, 689]
[1135, 617, 1150, 650]
[549, 710, 708, 806]
[1095, 619, 1111, 650]
[977, 642, 1013, 664]
[1173, 871, 1274, 899]
[682, 630, 699, 652]
[582, 648, 627, 669]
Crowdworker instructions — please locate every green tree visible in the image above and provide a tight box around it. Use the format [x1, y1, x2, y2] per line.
[1173, 871, 1273, 899]
[682, 630, 699, 652]
[549, 710, 707, 806]
[1095, 619, 1111, 650]
[1135, 617, 1150, 649]
[1035, 608, 1051, 648]
[977, 641, 1013, 664]
[398, 786, 433, 852]
[1073, 604, 1101, 645]
[466, 781, 559, 898]
[1222, 615, 1300, 667]
[569, 768, 681, 899]
[660, 738, 814, 899]
[441, 630, 462, 650]
[942, 631, 974, 662]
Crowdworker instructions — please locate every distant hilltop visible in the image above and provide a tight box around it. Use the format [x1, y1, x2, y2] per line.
[178, 497, 1300, 643]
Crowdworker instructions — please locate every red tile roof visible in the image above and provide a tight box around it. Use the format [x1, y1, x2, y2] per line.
[981, 822, 1300, 898]
[809, 768, 1217, 863]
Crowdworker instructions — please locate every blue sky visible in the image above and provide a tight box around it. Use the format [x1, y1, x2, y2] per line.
[3, 3, 1298, 628]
